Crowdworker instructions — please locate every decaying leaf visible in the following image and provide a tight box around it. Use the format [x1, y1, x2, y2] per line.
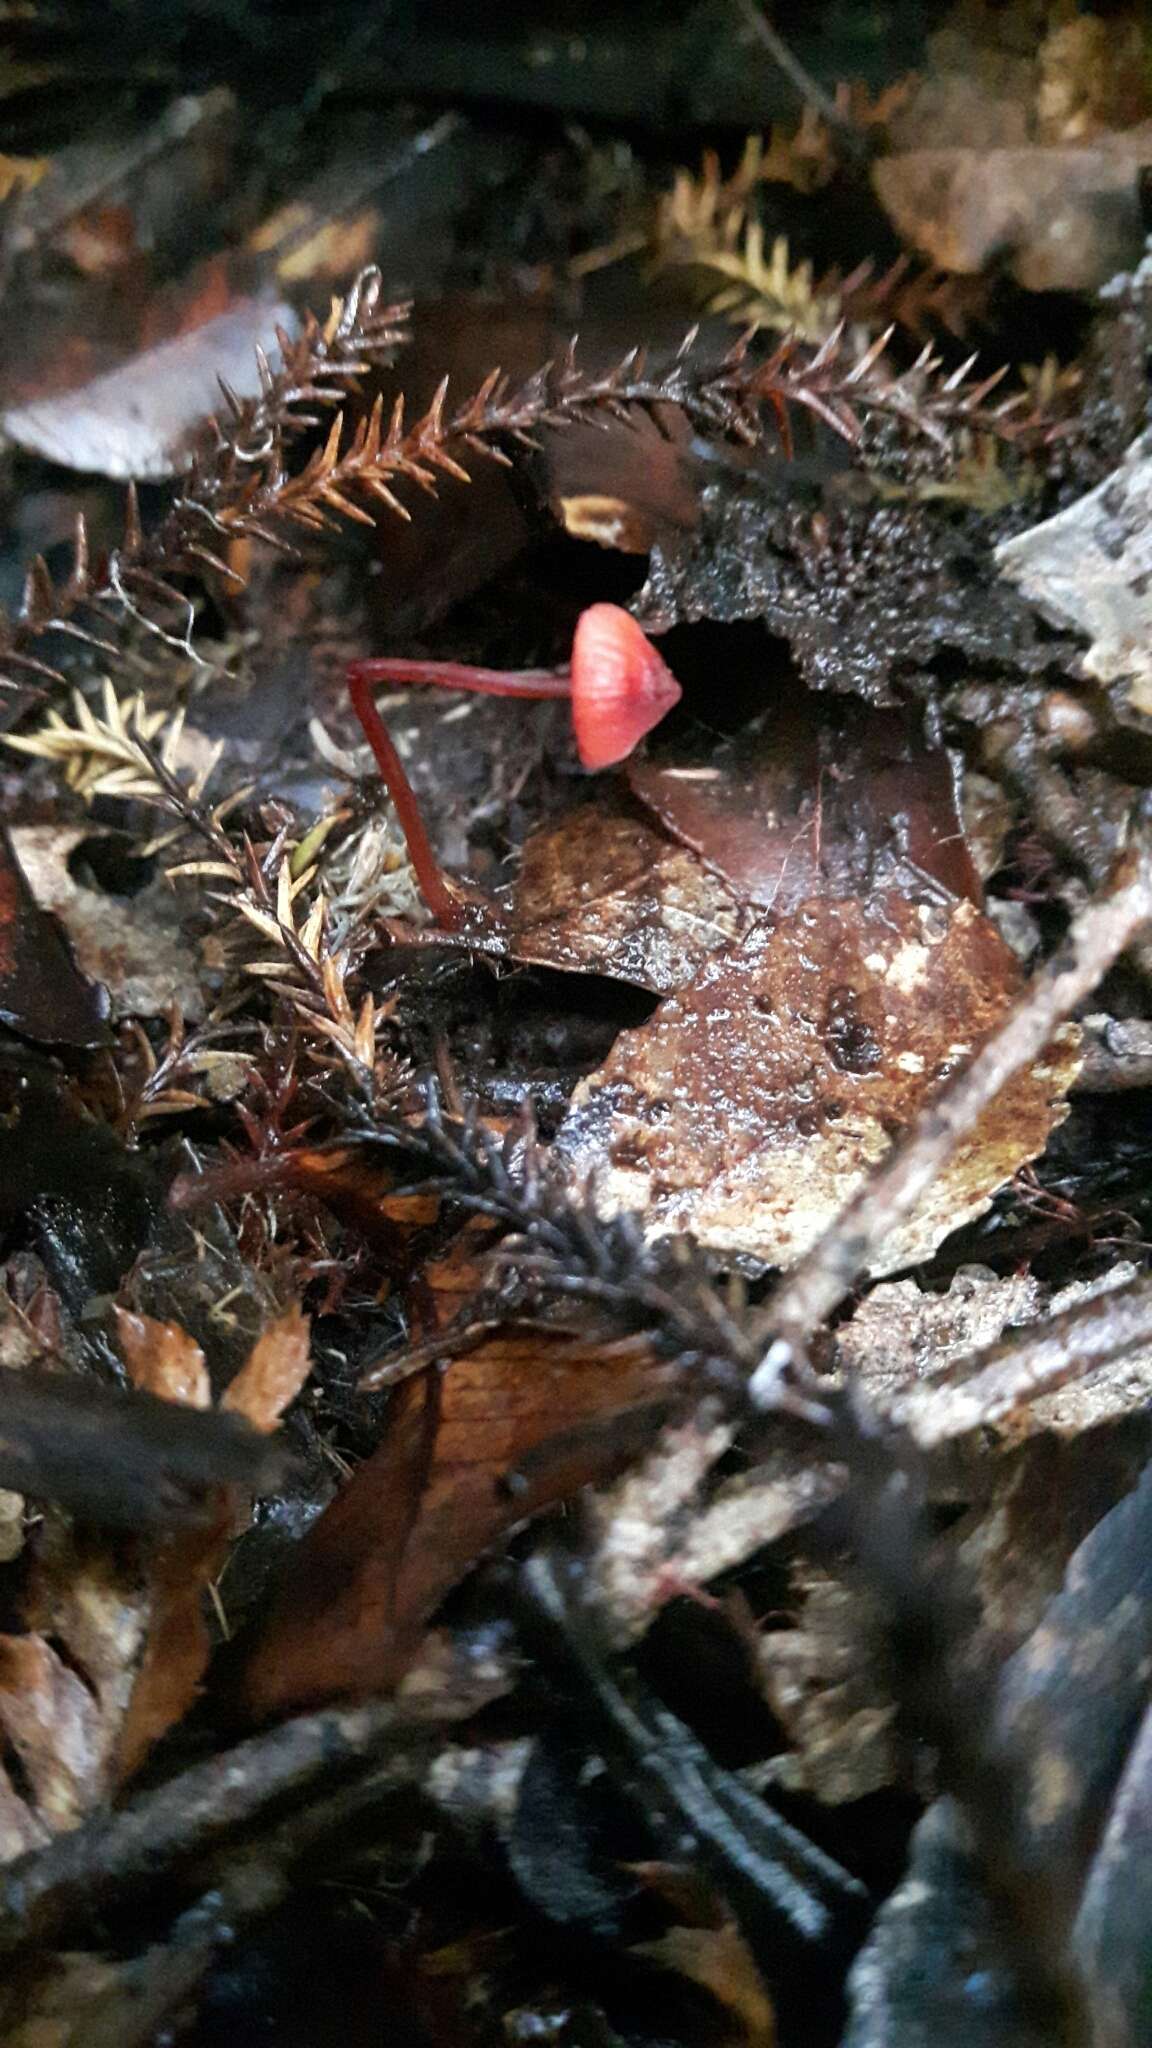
[557, 893, 1081, 1273]
[513, 793, 752, 994]
[114, 1308, 211, 1410]
[754, 1567, 898, 1807]
[0, 824, 110, 1048]
[872, 136, 1151, 292]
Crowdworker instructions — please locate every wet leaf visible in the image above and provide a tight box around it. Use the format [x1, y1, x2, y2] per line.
[243, 1248, 676, 1717]
[0, 824, 110, 1047]
[626, 698, 981, 914]
[112, 1306, 312, 1777]
[513, 793, 752, 994]
[557, 893, 1081, 1274]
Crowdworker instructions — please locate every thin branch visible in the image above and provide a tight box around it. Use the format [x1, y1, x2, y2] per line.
[889, 1269, 1152, 1448]
[733, 0, 866, 154]
[0, 1700, 415, 1961]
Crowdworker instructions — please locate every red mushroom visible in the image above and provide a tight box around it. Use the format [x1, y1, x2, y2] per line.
[568, 603, 682, 770]
[346, 604, 682, 926]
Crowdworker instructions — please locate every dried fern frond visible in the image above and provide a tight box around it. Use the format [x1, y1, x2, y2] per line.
[660, 221, 851, 344]
[1, 677, 223, 803]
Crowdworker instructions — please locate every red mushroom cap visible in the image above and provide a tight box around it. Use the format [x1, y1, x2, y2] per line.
[570, 603, 683, 771]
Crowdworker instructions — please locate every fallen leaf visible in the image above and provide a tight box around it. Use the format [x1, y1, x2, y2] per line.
[115, 1308, 210, 1410]
[112, 1305, 311, 1777]
[2, 293, 298, 479]
[839, 1261, 1152, 1448]
[11, 825, 205, 1023]
[0, 1529, 152, 1861]
[220, 1304, 312, 1432]
[754, 1566, 899, 1806]
[513, 793, 752, 994]
[0, 824, 110, 1047]
[242, 1243, 676, 1717]
[872, 136, 1152, 292]
[627, 698, 982, 912]
[556, 893, 1081, 1273]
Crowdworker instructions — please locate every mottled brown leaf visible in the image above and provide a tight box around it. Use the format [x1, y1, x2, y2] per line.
[513, 794, 752, 994]
[558, 893, 1080, 1273]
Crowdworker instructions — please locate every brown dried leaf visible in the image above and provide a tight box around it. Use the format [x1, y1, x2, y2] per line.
[557, 894, 1081, 1273]
[513, 794, 752, 994]
[112, 1511, 228, 1784]
[0, 824, 110, 1048]
[220, 1304, 311, 1432]
[243, 1246, 675, 1717]
[115, 1308, 210, 1410]
[872, 137, 1151, 292]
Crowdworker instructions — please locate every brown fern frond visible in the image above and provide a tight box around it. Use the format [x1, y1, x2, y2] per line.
[0, 287, 1048, 694]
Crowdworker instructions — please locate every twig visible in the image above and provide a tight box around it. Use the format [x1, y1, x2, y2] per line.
[0, 1699, 419, 1960]
[750, 829, 1152, 1403]
[889, 1269, 1152, 1447]
[733, 0, 867, 154]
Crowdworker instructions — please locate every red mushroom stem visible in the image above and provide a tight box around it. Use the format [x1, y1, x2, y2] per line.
[345, 606, 682, 928]
[347, 660, 572, 929]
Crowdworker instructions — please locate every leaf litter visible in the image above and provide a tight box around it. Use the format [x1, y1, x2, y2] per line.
[3, 6, 1152, 2043]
